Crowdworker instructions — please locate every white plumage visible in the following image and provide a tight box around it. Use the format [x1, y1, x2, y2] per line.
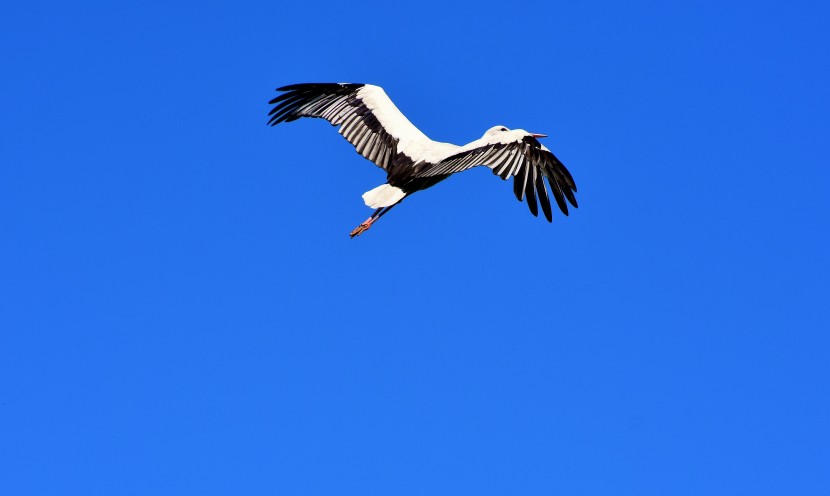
[268, 83, 578, 237]
[362, 184, 406, 209]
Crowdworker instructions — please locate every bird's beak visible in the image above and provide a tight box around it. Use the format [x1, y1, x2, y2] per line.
[530, 133, 547, 138]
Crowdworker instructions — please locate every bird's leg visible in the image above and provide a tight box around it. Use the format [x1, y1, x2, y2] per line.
[349, 202, 401, 238]
[350, 209, 382, 238]
[349, 207, 386, 238]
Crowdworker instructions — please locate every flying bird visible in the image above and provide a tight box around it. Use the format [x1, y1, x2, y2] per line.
[268, 83, 578, 237]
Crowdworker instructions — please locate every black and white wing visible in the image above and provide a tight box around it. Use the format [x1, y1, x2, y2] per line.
[413, 135, 578, 222]
[268, 83, 428, 174]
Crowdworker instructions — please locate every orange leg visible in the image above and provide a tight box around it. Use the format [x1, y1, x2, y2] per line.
[349, 202, 400, 238]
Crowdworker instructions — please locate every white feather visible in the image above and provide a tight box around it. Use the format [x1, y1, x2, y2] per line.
[357, 85, 459, 162]
[362, 184, 406, 208]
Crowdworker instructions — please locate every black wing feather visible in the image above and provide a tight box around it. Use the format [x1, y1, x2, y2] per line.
[525, 167, 538, 217]
[536, 171, 553, 222]
[514, 161, 528, 201]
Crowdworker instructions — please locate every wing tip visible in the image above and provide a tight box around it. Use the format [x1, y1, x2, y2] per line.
[275, 82, 365, 92]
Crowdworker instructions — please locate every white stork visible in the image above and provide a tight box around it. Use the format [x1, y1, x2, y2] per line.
[268, 83, 578, 237]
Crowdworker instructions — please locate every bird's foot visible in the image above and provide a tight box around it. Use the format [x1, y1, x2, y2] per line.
[349, 222, 372, 238]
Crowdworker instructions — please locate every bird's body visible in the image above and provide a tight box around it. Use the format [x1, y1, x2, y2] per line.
[268, 83, 578, 236]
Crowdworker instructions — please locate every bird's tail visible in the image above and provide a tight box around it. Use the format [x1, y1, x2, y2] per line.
[362, 184, 406, 209]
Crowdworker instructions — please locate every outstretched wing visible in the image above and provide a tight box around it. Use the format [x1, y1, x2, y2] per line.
[268, 83, 428, 174]
[413, 135, 578, 222]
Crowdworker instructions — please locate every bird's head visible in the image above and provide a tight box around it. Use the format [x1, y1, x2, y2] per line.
[483, 125, 547, 142]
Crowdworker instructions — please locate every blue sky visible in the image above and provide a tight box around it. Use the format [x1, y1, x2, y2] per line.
[1, 1, 829, 494]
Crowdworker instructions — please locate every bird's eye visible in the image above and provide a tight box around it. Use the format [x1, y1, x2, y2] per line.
[500, 127, 507, 132]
